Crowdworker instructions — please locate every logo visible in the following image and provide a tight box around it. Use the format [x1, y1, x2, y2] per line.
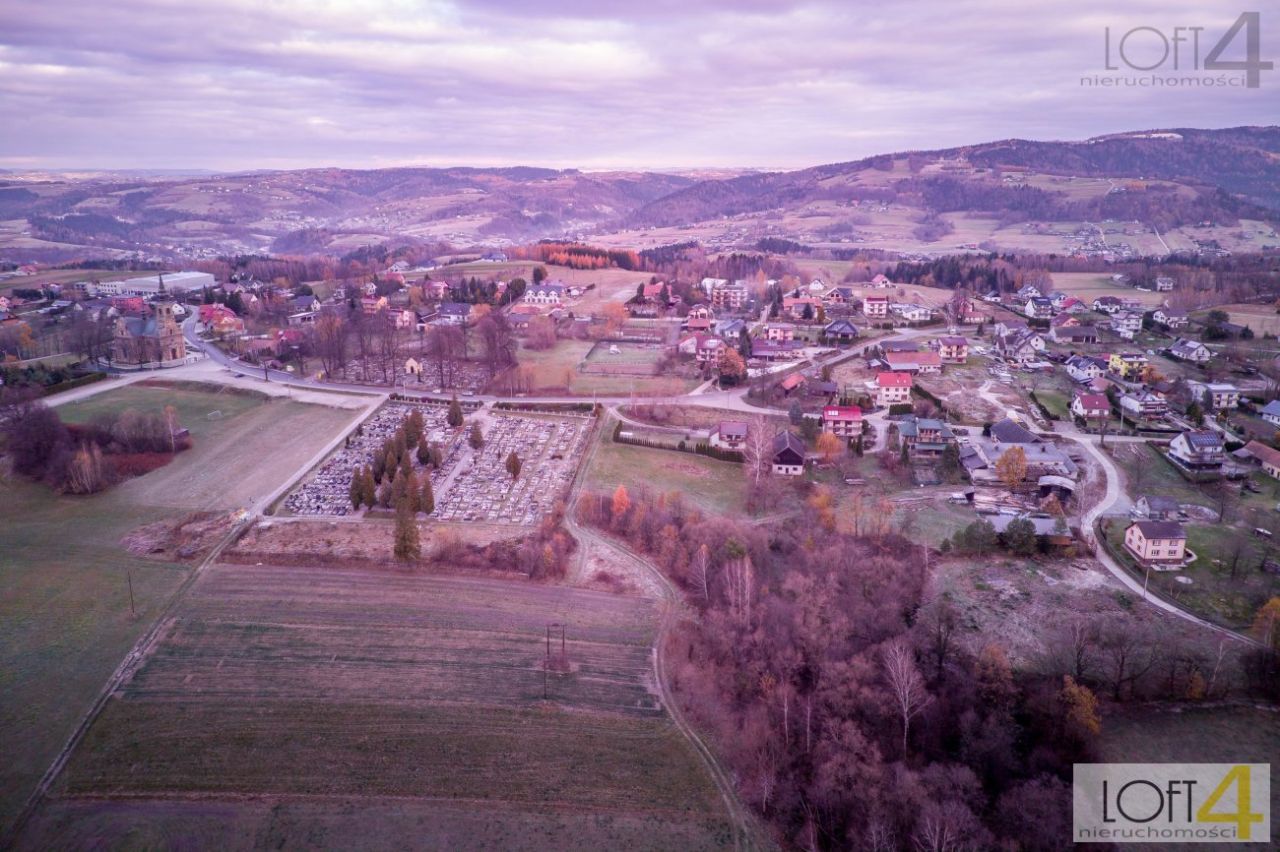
[1083, 12, 1273, 89]
[1074, 763, 1271, 843]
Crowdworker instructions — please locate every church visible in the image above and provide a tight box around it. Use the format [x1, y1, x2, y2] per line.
[113, 280, 186, 367]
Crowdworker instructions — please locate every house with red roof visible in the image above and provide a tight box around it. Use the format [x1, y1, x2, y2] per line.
[876, 371, 913, 407]
[821, 405, 863, 438]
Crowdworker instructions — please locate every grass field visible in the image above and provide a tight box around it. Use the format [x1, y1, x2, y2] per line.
[1193, 303, 1280, 337]
[0, 383, 357, 836]
[586, 436, 746, 516]
[1102, 705, 1280, 849]
[21, 565, 731, 850]
[514, 340, 697, 397]
[57, 381, 356, 510]
[1050, 272, 1167, 308]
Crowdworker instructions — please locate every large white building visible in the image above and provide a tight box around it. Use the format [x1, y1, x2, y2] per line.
[94, 271, 216, 296]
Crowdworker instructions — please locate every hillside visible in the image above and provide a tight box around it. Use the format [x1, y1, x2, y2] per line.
[1, 127, 1277, 262]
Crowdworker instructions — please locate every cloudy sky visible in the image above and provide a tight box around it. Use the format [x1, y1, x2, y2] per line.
[0, 0, 1270, 171]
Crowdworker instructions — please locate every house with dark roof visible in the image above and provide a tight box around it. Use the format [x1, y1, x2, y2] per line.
[772, 431, 807, 476]
[1168, 430, 1225, 475]
[1065, 355, 1106, 383]
[1134, 495, 1180, 520]
[1168, 339, 1210, 363]
[822, 318, 859, 343]
[990, 418, 1040, 444]
[936, 336, 968, 363]
[1124, 520, 1187, 566]
[436, 302, 472, 324]
[1261, 400, 1280, 428]
[898, 416, 956, 460]
[1071, 392, 1111, 421]
[710, 420, 749, 451]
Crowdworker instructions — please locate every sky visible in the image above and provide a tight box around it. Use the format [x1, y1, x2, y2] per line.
[0, 0, 1272, 172]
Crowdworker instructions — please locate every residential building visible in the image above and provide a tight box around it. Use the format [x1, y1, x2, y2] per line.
[875, 371, 913, 407]
[1093, 296, 1123, 314]
[898, 416, 956, 460]
[1110, 310, 1143, 340]
[869, 274, 892, 288]
[1108, 352, 1148, 378]
[1065, 355, 1106, 383]
[782, 297, 820, 320]
[772, 431, 807, 476]
[1071, 392, 1111, 421]
[936, 336, 969, 363]
[996, 329, 1045, 364]
[714, 318, 747, 340]
[885, 350, 942, 374]
[1152, 308, 1189, 329]
[711, 282, 748, 310]
[436, 302, 472, 325]
[821, 405, 863, 438]
[1119, 389, 1168, 419]
[763, 324, 797, 342]
[822, 318, 859, 343]
[862, 295, 889, 319]
[1024, 296, 1054, 319]
[1261, 400, 1280, 428]
[1245, 441, 1280, 479]
[993, 319, 1029, 337]
[1134, 495, 1180, 520]
[751, 339, 802, 361]
[524, 283, 564, 305]
[1155, 276, 1175, 292]
[822, 286, 857, 305]
[892, 303, 933, 322]
[1190, 381, 1240, 411]
[1050, 325, 1099, 345]
[1168, 430, 1225, 474]
[1168, 339, 1210, 363]
[710, 420, 749, 451]
[1124, 521, 1187, 566]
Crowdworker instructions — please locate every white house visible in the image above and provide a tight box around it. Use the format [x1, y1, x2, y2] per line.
[1168, 339, 1210, 363]
[1110, 310, 1143, 340]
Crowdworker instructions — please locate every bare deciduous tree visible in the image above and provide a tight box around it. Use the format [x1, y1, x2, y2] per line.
[883, 639, 932, 756]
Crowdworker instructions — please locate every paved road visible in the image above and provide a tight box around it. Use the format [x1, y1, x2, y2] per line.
[1054, 422, 1258, 645]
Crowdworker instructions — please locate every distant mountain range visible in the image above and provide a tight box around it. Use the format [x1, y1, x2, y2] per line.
[1, 126, 1276, 261]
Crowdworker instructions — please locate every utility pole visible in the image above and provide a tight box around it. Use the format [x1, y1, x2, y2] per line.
[127, 567, 136, 617]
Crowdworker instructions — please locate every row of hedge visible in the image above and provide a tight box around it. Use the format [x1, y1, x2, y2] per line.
[388, 393, 483, 409]
[611, 421, 744, 463]
[495, 401, 598, 415]
[41, 371, 107, 397]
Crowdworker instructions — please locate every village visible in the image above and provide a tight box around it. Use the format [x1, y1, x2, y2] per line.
[4, 249, 1280, 850]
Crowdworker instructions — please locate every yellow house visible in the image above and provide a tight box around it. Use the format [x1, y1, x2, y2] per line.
[1124, 520, 1187, 566]
[1108, 352, 1148, 378]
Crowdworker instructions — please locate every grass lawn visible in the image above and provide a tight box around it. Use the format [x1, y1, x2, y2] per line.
[1035, 389, 1070, 420]
[59, 381, 356, 511]
[1102, 705, 1280, 845]
[515, 341, 699, 397]
[1108, 442, 1213, 509]
[1, 382, 356, 834]
[586, 436, 746, 515]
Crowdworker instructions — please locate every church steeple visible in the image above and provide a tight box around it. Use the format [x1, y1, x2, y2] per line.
[157, 272, 167, 298]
